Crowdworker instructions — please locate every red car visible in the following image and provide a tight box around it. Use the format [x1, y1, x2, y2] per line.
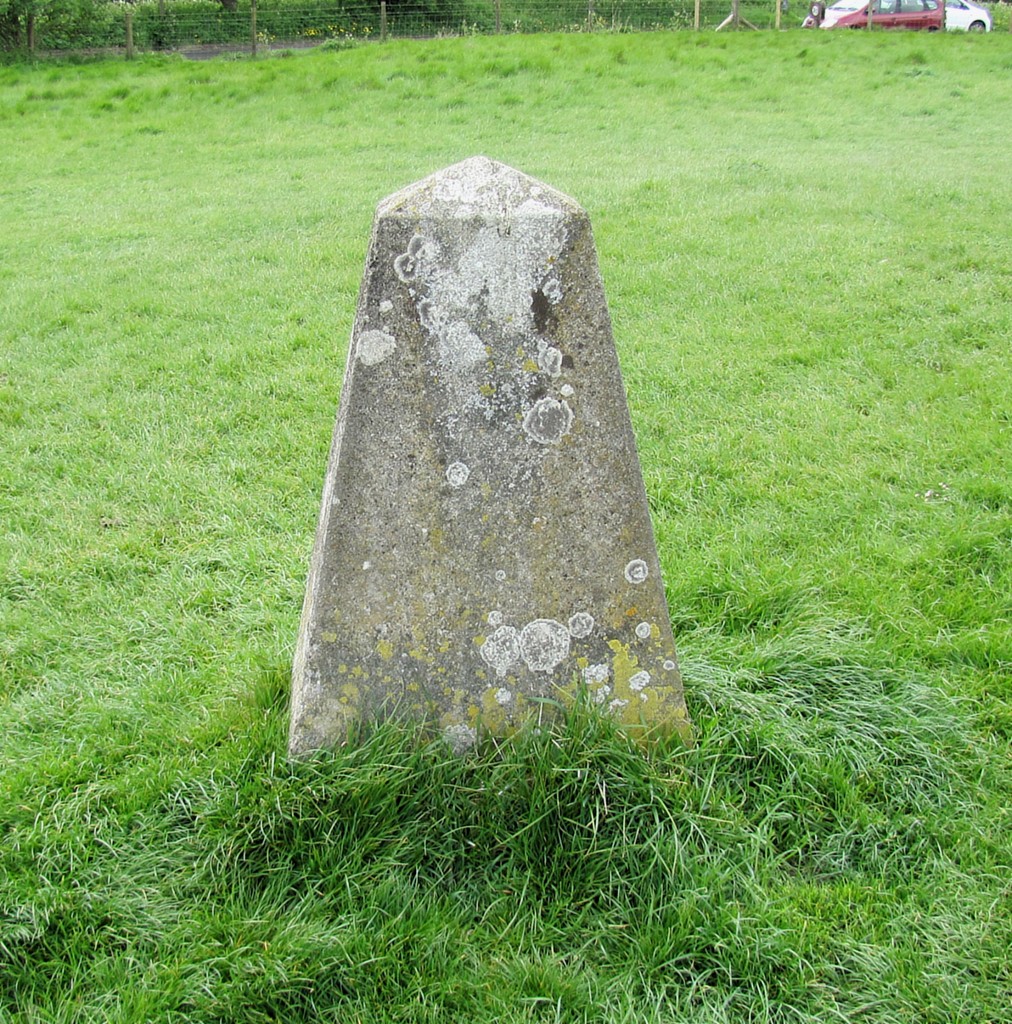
[820, 0, 944, 29]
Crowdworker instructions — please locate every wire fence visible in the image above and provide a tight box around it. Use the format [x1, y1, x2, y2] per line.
[2, 0, 1008, 57]
[3, 0, 810, 58]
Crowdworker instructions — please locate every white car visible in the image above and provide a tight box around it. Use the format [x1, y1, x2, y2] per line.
[944, 0, 992, 31]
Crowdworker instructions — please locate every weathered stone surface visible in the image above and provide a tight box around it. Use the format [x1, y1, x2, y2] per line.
[290, 157, 689, 755]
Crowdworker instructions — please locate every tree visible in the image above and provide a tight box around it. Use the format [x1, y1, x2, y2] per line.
[0, 0, 28, 49]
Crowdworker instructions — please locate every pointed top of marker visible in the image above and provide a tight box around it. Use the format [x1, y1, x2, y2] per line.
[377, 156, 583, 222]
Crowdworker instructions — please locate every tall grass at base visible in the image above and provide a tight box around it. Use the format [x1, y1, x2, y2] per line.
[4, 665, 1008, 1021]
[1, 30, 1011, 1023]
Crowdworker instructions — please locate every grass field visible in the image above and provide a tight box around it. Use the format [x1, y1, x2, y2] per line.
[2, 29, 1011, 1023]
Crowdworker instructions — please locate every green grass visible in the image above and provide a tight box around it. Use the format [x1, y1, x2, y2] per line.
[2, 30, 1011, 1022]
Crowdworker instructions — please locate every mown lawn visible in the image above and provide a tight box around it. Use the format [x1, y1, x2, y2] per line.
[1, 29, 1010, 1023]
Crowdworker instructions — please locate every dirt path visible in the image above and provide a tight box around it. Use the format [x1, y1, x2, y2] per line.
[178, 38, 324, 60]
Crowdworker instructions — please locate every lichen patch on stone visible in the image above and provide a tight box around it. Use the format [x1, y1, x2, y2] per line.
[443, 722, 477, 754]
[567, 612, 595, 639]
[584, 663, 610, 686]
[519, 618, 571, 673]
[629, 670, 650, 692]
[522, 397, 574, 445]
[480, 625, 521, 678]
[446, 462, 470, 488]
[357, 329, 397, 366]
[536, 341, 563, 378]
[624, 559, 649, 585]
[439, 321, 485, 369]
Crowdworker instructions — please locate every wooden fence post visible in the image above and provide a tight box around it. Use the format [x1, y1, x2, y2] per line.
[587, 0, 595, 31]
[775, 0, 782, 29]
[380, 1, 387, 41]
[27, 12, 36, 55]
[495, 0, 502, 34]
[716, 0, 759, 29]
[694, 0, 701, 28]
[125, 9, 134, 59]
[251, 0, 258, 56]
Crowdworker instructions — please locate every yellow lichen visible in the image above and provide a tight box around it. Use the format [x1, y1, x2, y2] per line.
[607, 638, 641, 700]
